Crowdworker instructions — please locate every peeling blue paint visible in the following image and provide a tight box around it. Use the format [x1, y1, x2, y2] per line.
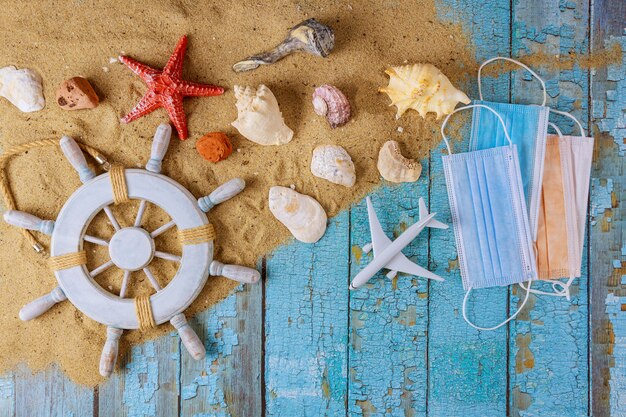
[123, 342, 159, 417]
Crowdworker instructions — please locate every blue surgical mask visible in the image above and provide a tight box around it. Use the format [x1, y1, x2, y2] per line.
[470, 57, 550, 241]
[441, 104, 537, 331]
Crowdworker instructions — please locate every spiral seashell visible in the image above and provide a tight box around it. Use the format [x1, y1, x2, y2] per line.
[231, 85, 294, 146]
[310, 145, 356, 187]
[379, 63, 470, 120]
[312, 85, 351, 128]
[269, 186, 327, 243]
[0, 66, 45, 112]
[377, 140, 422, 183]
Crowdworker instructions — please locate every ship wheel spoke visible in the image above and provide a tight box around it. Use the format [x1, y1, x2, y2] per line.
[103, 206, 121, 231]
[84, 235, 110, 247]
[143, 267, 162, 291]
[119, 270, 131, 298]
[150, 220, 175, 238]
[90, 260, 114, 277]
[134, 200, 148, 227]
[154, 251, 181, 263]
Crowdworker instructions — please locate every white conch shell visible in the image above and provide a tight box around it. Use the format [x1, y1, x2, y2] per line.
[0, 66, 45, 112]
[310, 145, 356, 187]
[231, 84, 294, 145]
[379, 63, 470, 120]
[269, 186, 327, 243]
[377, 140, 422, 183]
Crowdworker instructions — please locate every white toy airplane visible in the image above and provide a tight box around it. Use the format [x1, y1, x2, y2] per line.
[349, 197, 448, 290]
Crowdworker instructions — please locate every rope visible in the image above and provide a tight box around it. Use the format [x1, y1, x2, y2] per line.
[109, 164, 129, 205]
[49, 251, 87, 270]
[134, 295, 156, 330]
[178, 223, 216, 245]
[0, 139, 108, 254]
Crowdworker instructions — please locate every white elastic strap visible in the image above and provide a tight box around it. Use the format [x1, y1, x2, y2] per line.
[547, 122, 563, 137]
[462, 281, 532, 331]
[440, 104, 513, 154]
[478, 57, 547, 106]
[519, 276, 575, 301]
[549, 108, 586, 137]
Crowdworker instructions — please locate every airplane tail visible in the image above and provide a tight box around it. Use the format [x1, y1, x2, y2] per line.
[418, 198, 448, 229]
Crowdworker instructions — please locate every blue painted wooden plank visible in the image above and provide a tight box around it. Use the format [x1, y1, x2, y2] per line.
[509, 1, 590, 416]
[589, 1, 626, 415]
[179, 282, 262, 416]
[0, 373, 13, 417]
[427, 1, 512, 416]
[347, 180, 429, 416]
[265, 212, 349, 416]
[98, 333, 179, 417]
[13, 363, 94, 417]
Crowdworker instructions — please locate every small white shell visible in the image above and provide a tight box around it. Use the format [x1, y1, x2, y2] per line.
[377, 140, 422, 183]
[231, 84, 294, 146]
[310, 145, 356, 187]
[379, 63, 470, 120]
[269, 186, 327, 243]
[0, 66, 45, 112]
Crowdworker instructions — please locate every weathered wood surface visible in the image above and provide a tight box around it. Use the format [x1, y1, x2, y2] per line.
[2, 0, 625, 416]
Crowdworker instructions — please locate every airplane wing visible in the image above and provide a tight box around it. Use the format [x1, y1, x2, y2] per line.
[385, 251, 445, 281]
[366, 197, 444, 281]
[366, 197, 392, 256]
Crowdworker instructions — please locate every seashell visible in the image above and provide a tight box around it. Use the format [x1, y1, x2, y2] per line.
[377, 140, 422, 183]
[231, 85, 294, 146]
[310, 145, 356, 187]
[0, 66, 45, 112]
[196, 132, 233, 162]
[312, 85, 351, 128]
[233, 18, 335, 73]
[56, 77, 99, 110]
[269, 186, 327, 243]
[379, 63, 470, 120]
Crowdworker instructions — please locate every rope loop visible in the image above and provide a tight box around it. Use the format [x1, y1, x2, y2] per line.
[109, 164, 129, 205]
[178, 223, 216, 245]
[134, 295, 156, 330]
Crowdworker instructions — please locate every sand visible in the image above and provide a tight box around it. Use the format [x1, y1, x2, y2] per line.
[0, 0, 619, 386]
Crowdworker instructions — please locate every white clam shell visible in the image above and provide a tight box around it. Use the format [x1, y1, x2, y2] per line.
[379, 63, 470, 120]
[269, 186, 327, 243]
[310, 145, 356, 187]
[231, 84, 294, 146]
[377, 140, 422, 183]
[0, 66, 45, 112]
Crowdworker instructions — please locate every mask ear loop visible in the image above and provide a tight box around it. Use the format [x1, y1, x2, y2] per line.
[549, 108, 586, 137]
[442, 104, 525, 331]
[440, 104, 512, 155]
[462, 282, 532, 331]
[478, 57, 547, 107]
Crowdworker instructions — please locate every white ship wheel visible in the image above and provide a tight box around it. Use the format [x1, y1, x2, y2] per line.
[3, 124, 260, 377]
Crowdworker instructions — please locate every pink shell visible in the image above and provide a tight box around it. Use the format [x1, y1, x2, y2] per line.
[312, 85, 351, 129]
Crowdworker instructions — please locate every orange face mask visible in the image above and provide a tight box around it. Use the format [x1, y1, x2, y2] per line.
[535, 129, 579, 279]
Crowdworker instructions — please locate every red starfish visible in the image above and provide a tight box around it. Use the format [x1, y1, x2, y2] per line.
[119, 35, 224, 140]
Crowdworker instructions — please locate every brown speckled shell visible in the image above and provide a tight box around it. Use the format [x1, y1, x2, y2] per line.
[312, 85, 351, 129]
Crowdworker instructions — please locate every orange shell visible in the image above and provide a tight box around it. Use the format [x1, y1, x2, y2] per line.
[196, 132, 233, 162]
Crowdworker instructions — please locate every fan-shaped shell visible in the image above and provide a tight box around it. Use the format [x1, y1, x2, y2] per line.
[312, 85, 351, 128]
[269, 186, 327, 243]
[377, 140, 422, 183]
[379, 63, 470, 120]
[0, 66, 45, 112]
[231, 85, 294, 145]
[310, 145, 356, 187]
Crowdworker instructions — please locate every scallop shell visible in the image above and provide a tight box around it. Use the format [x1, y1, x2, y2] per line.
[310, 145, 356, 187]
[379, 63, 470, 120]
[312, 85, 351, 128]
[377, 140, 422, 183]
[0, 66, 45, 112]
[231, 85, 294, 145]
[269, 186, 327, 243]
